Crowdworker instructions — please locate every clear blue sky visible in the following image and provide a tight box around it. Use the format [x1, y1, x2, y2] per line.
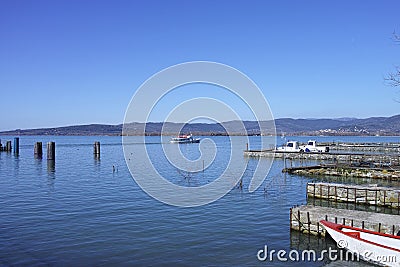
[1, 0, 399, 130]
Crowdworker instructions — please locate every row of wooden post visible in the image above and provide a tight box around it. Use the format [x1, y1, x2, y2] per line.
[31, 141, 55, 160]
[0, 138, 18, 153]
[1, 139, 100, 160]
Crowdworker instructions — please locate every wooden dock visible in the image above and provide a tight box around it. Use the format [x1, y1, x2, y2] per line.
[307, 182, 400, 208]
[283, 164, 400, 180]
[244, 150, 400, 166]
[290, 205, 400, 236]
[322, 142, 400, 152]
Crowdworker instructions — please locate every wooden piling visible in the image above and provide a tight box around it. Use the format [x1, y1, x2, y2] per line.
[94, 141, 100, 156]
[6, 141, 11, 152]
[47, 142, 55, 160]
[297, 210, 301, 231]
[13, 137, 19, 154]
[34, 142, 43, 158]
[384, 191, 386, 206]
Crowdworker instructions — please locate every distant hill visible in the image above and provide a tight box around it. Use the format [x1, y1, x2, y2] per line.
[1, 115, 400, 136]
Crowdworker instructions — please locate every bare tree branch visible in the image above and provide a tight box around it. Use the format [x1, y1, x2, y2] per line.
[385, 32, 400, 87]
[392, 30, 400, 43]
[385, 66, 400, 87]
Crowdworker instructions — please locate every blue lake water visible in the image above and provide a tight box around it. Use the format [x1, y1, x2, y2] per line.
[1, 135, 398, 266]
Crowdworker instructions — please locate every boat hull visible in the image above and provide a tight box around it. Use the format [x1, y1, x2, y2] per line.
[321, 220, 400, 266]
[170, 139, 200, 144]
[170, 134, 200, 144]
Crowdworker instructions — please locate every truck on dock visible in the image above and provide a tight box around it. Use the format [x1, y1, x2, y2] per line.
[275, 140, 329, 153]
[300, 140, 329, 153]
[275, 141, 303, 152]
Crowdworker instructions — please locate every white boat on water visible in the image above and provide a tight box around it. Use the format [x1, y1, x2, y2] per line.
[170, 134, 200, 144]
[320, 220, 400, 266]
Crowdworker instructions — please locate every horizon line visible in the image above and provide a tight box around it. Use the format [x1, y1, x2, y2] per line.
[1, 114, 399, 132]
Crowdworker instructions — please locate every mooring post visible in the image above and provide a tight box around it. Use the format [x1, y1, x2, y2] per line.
[327, 185, 330, 200]
[398, 192, 400, 211]
[313, 183, 316, 198]
[94, 141, 100, 158]
[383, 191, 386, 206]
[34, 142, 43, 158]
[6, 141, 12, 152]
[297, 210, 301, 231]
[354, 188, 357, 204]
[13, 137, 19, 154]
[47, 142, 55, 160]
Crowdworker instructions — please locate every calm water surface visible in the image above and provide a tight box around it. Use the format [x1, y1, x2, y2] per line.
[1, 135, 398, 266]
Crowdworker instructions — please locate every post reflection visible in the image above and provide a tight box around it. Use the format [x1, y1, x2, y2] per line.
[47, 160, 55, 176]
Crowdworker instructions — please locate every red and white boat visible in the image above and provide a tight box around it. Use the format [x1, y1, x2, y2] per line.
[320, 220, 400, 266]
[170, 134, 200, 144]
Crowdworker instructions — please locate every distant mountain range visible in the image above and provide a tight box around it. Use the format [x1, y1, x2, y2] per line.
[1, 115, 400, 136]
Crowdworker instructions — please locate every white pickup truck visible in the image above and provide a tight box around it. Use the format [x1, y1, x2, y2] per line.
[275, 141, 302, 152]
[300, 140, 329, 153]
